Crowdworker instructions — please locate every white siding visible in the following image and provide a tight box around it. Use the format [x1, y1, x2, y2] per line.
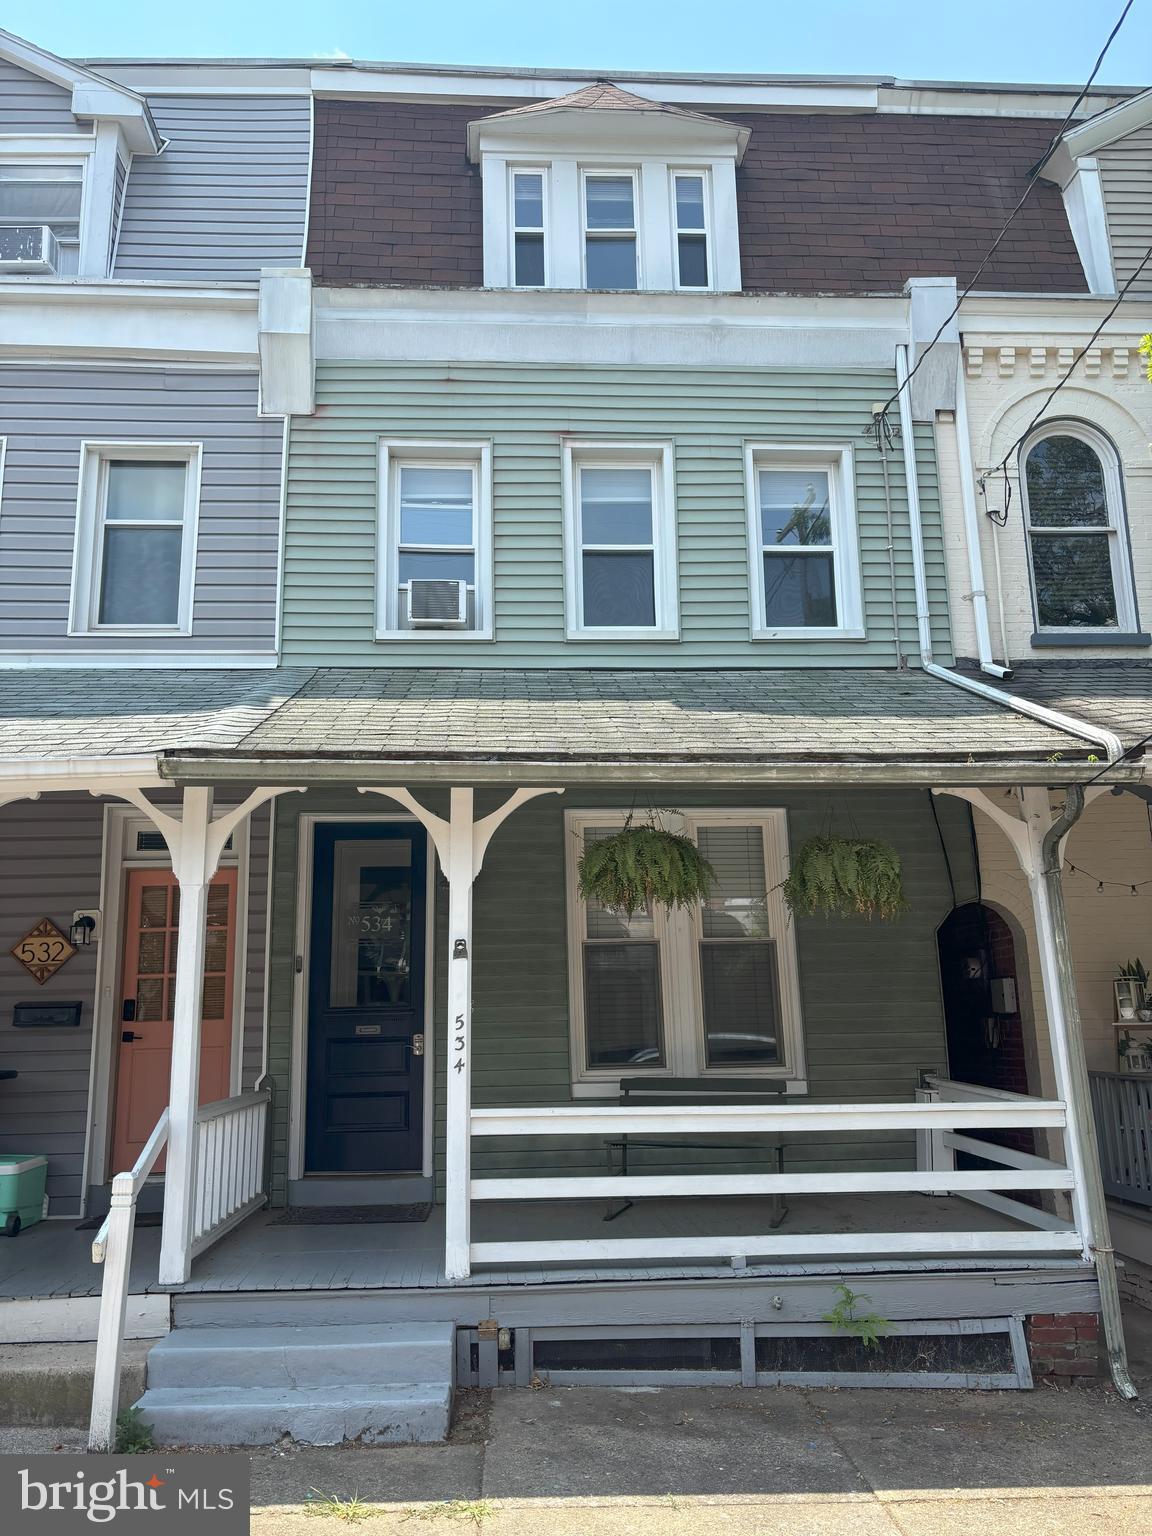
[1098, 126, 1152, 295]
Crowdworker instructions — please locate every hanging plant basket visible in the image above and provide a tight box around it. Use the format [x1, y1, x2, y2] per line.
[781, 834, 908, 921]
[578, 820, 715, 917]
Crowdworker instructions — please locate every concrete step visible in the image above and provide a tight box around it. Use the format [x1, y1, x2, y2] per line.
[146, 1323, 453, 1390]
[133, 1382, 452, 1446]
[0, 1341, 153, 1427]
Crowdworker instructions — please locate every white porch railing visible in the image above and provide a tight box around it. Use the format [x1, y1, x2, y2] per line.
[88, 1109, 169, 1453]
[1090, 1070, 1152, 1210]
[88, 1088, 271, 1452]
[462, 1079, 1081, 1271]
[190, 1090, 271, 1257]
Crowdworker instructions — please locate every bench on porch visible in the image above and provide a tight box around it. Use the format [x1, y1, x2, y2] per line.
[604, 1076, 795, 1227]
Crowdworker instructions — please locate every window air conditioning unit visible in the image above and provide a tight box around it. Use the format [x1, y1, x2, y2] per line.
[0, 225, 60, 274]
[407, 578, 468, 628]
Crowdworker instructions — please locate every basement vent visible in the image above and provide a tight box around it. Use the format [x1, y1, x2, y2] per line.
[136, 831, 233, 853]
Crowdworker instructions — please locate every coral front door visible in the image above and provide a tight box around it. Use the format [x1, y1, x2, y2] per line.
[110, 867, 237, 1176]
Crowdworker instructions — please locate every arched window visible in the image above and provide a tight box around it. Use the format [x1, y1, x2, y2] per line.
[1020, 424, 1136, 634]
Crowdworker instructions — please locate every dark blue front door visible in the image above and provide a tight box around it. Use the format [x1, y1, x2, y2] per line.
[305, 823, 427, 1173]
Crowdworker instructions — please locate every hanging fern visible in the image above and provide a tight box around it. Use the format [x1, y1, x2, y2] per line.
[578, 821, 715, 917]
[781, 834, 908, 921]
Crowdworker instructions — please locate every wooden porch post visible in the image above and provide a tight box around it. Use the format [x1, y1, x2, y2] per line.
[444, 788, 476, 1282]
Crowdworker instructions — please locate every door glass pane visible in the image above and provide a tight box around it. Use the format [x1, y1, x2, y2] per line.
[585, 237, 637, 290]
[580, 468, 653, 544]
[105, 461, 187, 522]
[204, 928, 228, 973]
[136, 976, 165, 1022]
[514, 232, 545, 286]
[99, 526, 183, 625]
[697, 826, 770, 938]
[1031, 532, 1118, 627]
[582, 551, 656, 627]
[763, 552, 837, 627]
[137, 931, 166, 974]
[206, 883, 230, 926]
[700, 943, 781, 1065]
[584, 944, 664, 1067]
[585, 177, 635, 229]
[760, 469, 832, 545]
[330, 840, 414, 1008]
[139, 885, 169, 927]
[398, 466, 474, 546]
[1025, 436, 1109, 528]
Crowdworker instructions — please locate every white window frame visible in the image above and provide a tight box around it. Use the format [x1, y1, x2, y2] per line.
[670, 167, 712, 291]
[0, 127, 123, 280]
[580, 167, 641, 291]
[509, 165, 549, 289]
[562, 440, 678, 641]
[1019, 421, 1138, 638]
[744, 443, 864, 641]
[564, 808, 806, 1095]
[375, 439, 494, 641]
[69, 440, 201, 637]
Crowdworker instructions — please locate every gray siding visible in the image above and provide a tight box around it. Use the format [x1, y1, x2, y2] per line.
[1098, 125, 1152, 294]
[109, 153, 127, 271]
[0, 59, 80, 133]
[0, 366, 282, 656]
[266, 786, 978, 1203]
[0, 794, 271, 1216]
[113, 96, 310, 283]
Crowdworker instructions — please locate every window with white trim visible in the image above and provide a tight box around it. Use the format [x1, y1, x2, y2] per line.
[1020, 424, 1136, 635]
[70, 443, 200, 635]
[745, 445, 864, 640]
[672, 171, 710, 289]
[376, 441, 493, 639]
[562, 442, 678, 639]
[0, 161, 83, 275]
[582, 171, 639, 290]
[511, 168, 547, 288]
[565, 810, 805, 1091]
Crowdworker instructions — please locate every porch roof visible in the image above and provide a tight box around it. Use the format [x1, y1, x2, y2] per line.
[965, 662, 1152, 750]
[0, 665, 1133, 784]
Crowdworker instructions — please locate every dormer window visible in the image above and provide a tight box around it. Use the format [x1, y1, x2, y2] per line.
[0, 163, 82, 275]
[471, 82, 747, 293]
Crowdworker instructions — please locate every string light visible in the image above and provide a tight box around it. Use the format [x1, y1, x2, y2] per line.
[1065, 861, 1152, 894]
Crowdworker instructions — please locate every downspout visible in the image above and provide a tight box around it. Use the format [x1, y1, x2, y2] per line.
[1042, 786, 1137, 1399]
[895, 345, 1125, 766]
[952, 350, 1010, 678]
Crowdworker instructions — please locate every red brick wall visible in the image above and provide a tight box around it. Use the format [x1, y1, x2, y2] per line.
[1026, 1312, 1101, 1381]
[307, 100, 1087, 294]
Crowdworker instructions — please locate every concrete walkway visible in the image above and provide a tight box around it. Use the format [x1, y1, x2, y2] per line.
[3, 1305, 1150, 1534]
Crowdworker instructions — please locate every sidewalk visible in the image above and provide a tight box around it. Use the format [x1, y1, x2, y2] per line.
[4, 1307, 1150, 1535]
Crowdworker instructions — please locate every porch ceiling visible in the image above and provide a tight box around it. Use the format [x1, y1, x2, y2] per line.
[0, 665, 1136, 785]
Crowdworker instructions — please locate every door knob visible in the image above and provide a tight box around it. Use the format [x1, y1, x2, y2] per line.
[412, 1033, 425, 1057]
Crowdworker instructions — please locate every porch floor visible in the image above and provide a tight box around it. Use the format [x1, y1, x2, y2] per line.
[1, 1193, 1054, 1300]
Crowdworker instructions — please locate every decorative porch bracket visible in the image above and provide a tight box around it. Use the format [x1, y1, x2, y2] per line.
[360, 785, 563, 1280]
[115, 785, 305, 1287]
[934, 783, 1136, 1398]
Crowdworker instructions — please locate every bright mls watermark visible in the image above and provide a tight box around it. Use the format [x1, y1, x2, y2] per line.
[1, 1455, 249, 1532]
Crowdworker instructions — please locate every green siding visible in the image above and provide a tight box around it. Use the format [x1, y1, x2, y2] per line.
[267, 786, 977, 1203]
[283, 364, 953, 668]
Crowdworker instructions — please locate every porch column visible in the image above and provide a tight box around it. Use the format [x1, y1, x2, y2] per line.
[119, 783, 300, 1287]
[936, 784, 1135, 1397]
[360, 785, 562, 1281]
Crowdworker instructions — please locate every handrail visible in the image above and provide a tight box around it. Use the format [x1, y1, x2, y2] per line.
[88, 1109, 169, 1453]
[91, 1109, 169, 1264]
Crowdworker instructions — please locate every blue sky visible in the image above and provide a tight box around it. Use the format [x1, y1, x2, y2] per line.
[26, 0, 1150, 85]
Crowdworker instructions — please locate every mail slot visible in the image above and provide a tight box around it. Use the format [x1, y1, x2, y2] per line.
[354, 1023, 382, 1037]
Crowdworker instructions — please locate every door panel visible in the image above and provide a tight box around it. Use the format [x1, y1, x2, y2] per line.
[305, 824, 427, 1174]
[111, 867, 237, 1175]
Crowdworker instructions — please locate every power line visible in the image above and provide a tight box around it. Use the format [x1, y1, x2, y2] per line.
[872, 0, 1135, 425]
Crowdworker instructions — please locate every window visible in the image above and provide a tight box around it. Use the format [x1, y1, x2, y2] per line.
[562, 442, 678, 639]
[511, 169, 546, 287]
[672, 172, 709, 289]
[745, 445, 863, 640]
[582, 172, 639, 290]
[376, 441, 493, 639]
[70, 443, 200, 635]
[1021, 425, 1136, 635]
[0, 162, 83, 275]
[565, 810, 805, 1091]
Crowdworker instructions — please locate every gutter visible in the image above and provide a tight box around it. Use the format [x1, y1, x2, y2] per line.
[895, 344, 1126, 766]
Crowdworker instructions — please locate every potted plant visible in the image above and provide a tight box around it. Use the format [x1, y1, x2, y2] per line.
[578, 814, 714, 917]
[1115, 960, 1148, 1022]
[780, 834, 907, 921]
